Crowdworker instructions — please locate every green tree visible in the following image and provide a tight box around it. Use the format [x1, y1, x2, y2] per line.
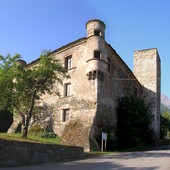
[160, 109, 170, 139]
[116, 95, 154, 150]
[0, 51, 68, 139]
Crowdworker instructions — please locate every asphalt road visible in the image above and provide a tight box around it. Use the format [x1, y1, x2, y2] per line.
[1, 146, 170, 170]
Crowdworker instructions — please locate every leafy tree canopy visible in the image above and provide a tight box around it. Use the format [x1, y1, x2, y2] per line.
[0, 51, 69, 138]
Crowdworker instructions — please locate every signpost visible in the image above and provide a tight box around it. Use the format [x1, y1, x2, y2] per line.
[101, 131, 107, 152]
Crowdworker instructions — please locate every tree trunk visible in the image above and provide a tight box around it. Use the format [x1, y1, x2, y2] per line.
[21, 93, 35, 139]
[20, 113, 27, 139]
[22, 114, 32, 139]
[22, 125, 28, 139]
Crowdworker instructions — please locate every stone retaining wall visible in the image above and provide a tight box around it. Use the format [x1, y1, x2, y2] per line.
[0, 139, 84, 167]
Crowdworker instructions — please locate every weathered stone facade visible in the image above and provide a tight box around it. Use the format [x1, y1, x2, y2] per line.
[134, 49, 161, 143]
[22, 19, 160, 151]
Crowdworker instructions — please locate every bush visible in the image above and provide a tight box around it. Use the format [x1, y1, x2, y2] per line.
[29, 124, 44, 136]
[160, 110, 170, 139]
[29, 124, 57, 139]
[105, 127, 116, 151]
[116, 95, 154, 150]
[41, 132, 57, 139]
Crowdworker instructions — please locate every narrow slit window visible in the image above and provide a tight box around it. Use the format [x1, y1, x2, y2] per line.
[62, 109, 70, 122]
[108, 57, 111, 72]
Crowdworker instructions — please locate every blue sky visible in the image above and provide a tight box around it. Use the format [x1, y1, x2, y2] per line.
[0, 0, 170, 97]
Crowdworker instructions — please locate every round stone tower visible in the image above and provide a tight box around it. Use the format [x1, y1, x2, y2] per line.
[85, 19, 108, 151]
[17, 59, 27, 68]
[85, 19, 107, 80]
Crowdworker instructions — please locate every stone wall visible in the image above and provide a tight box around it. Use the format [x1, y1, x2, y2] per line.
[18, 19, 160, 151]
[0, 139, 84, 167]
[134, 48, 161, 142]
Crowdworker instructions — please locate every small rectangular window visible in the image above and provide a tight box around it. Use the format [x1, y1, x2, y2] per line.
[62, 109, 70, 122]
[64, 83, 71, 96]
[65, 56, 72, 70]
[94, 50, 101, 59]
[94, 30, 100, 36]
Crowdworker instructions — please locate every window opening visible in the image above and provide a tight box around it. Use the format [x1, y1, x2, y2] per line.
[62, 109, 70, 122]
[94, 50, 101, 59]
[64, 83, 71, 96]
[65, 56, 72, 70]
[108, 57, 111, 72]
[94, 30, 100, 36]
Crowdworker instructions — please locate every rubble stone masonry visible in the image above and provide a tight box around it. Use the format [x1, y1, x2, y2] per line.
[9, 19, 161, 151]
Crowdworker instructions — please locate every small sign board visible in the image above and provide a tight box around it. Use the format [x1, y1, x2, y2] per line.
[102, 132, 107, 140]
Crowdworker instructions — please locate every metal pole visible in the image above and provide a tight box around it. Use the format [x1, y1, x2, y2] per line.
[101, 139, 103, 152]
[104, 139, 107, 151]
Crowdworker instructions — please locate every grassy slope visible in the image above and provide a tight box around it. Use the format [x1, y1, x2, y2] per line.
[0, 133, 63, 145]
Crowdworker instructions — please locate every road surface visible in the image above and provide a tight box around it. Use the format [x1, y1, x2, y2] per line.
[1, 146, 170, 170]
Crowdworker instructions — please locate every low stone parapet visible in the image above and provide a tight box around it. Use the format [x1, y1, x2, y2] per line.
[0, 139, 84, 167]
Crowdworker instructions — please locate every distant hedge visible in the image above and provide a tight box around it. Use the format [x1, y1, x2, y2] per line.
[0, 109, 13, 132]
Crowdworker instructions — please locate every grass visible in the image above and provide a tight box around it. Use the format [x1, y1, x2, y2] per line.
[86, 140, 170, 156]
[160, 139, 170, 146]
[0, 132, 63, 145]
[1, 133, 170, 154]
[86, 151, 116, 156]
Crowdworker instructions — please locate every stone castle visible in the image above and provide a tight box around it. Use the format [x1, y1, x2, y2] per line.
[23, 19, 160, 151]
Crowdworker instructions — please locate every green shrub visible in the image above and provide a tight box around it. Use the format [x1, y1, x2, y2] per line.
[15, 122, 22, 133]
[29, 124, 44, 136]
[160, 110, 170, 139]
[29, 124, 57, 139]
[116, 95, 154, 150]
[106, 128, 117, 151]
[41, 132, 56, 139]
